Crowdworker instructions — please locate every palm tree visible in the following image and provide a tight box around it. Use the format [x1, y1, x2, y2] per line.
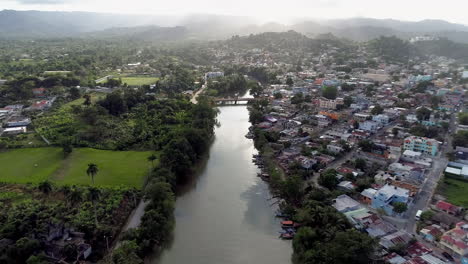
[147, 154, 157, 168]
[87, 187, 101, 227]
[86, 163, 99, 185]
[38, 180, 53, 196]
[67, 188, 83, 205]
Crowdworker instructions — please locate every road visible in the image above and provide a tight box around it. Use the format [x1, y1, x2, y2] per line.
[191, 85, 206, 104]
[403, 114, 455, 233]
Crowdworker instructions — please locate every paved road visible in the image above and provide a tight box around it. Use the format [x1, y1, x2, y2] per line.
[403, 114, 455, 233]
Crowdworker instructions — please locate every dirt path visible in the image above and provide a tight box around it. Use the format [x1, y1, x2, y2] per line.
[190, 85, 206, 104]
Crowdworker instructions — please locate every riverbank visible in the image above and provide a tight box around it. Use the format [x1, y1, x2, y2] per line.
[154, 105, 292, 264]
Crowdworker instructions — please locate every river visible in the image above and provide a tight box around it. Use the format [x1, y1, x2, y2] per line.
[153, 105, 292, 264]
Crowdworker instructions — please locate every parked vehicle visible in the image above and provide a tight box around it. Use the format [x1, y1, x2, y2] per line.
[442, 252, 454, 261]
[415, 210, 422, 221]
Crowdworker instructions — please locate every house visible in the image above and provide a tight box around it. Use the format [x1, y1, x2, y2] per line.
[2, 126, 27, 135]
[359, 121, 380, 132]
[317, 97, 344, 110]
[440, 222, 468, 257]
[337, 181, 355, 191]
[371, 184, 410, 215]
[315, 114, 331, 127]
[373, 114, 390, 124]
[361, 188, 377, 204]
[354, 113, 371, 122]
[401, 150, 422, 162]
[6, 117, 31, 127]
[379, 230, 412, 249]
[332, 194, 362, 213]
[204, 71, 224, 81]
[327, 144, 344, 154]
[420, 224, 444, 242]
[32, 88, 47, 97]
[385, 253, 406, 264]
[403, 136, 439, 156]
[405, 254, 448, 264]
[374, 170, 396, 185]
[407, 242, 432, 258]
[435, 201, 461, 216]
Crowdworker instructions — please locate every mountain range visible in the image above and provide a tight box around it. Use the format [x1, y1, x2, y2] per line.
[1, 10, 468, 43]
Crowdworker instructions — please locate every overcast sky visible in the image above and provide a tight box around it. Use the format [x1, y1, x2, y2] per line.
[3, 0, 468, 25]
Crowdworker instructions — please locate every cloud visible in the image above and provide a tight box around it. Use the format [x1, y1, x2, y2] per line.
[15, 0, 70, 4]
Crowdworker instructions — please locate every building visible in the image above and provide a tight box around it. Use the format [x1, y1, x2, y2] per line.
[404, 136, 439, 156]
[32, 88, 47, 97]
[436, 201, 461, 215]
[354, 113, 371, 122]
[373, 114, 390, 124]
[327, 144, 344, 154]
[317, 97, 344, 110]
[359, 121, 380, 132]
[2, 126, 27, 135]
[332, 194, 362, 213]
[371, 184, 410, 215]
[361, 188, 377, 204]
[440, 222, 468, 257]
[6, 117, 31, 127]
[204, 71, 224, 81]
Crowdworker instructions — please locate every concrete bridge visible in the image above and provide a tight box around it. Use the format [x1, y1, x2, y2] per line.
[213, 97, 257, 105]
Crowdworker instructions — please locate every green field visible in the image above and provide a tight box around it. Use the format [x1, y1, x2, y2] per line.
[440, 177, 468, 207]
[0, 147, 154, 188]
[0, 148, 63, 184]
[119, 77, 159, 86]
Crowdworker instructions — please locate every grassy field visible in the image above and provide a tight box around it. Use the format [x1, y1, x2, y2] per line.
[0, 147, 154, 188]
[440, 177, 468, 207]
[119, 77, 159, 86]
[0, 148, 63, 184]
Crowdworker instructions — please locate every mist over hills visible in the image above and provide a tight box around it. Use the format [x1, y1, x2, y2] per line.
[1, 9, 468, 43]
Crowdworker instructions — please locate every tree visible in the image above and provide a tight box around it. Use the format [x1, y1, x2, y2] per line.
[371, 104, 383, 115]
[319, 169, 338, 189]
[322, 86, 337, 100]
[62, 142, 73, 158]
[38, 181, 53, 195]
[113, 240, 143, 264]
[286, 77, 294, 86]
[67, 188, 83, 205]
[83, 94, 91, 106]
[393, 202, 408, 214]
[148, 154, 157, 168]
[454, 131, 468, 147]
[248, 81, 264, 98]
[354, 158, 367, 171]
[87, 187, 101, 227]
[358, 140, 375, 152]
[343, 96, 353, 107]
[69, 87, 81, 100]
[86, 163, 99, 185]
[420, 210, 435, 222]
[416, 107, 432, 121]
[274, 92, 283, 99]
[459, 113, 468, 125]
[392, 127, 399, 138]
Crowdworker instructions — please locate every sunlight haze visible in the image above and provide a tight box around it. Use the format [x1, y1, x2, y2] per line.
[4, 0, 468, 25]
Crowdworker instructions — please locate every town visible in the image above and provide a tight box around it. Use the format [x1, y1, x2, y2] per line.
[1, 9, 468, 264]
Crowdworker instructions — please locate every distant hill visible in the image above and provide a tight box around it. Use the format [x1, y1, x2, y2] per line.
[2, 10, 468, 43]
[85, 25, 189, 42]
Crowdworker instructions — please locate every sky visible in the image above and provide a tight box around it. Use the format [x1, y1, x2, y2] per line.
[3, 0, 468, 25]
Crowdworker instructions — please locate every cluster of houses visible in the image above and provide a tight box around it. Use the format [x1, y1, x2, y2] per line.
[0, 87, 55, 137]
[234, 43, 468, 262]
